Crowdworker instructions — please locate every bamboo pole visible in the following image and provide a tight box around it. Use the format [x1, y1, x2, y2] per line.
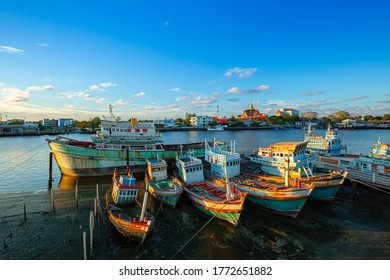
[83, 231, 87, 260]
[51, 188, 56, 213]
[89, 211, 94, 259]
[48, 152, 53, 189]
[75, 180, 79, 211]
[22, 191, 26, 222]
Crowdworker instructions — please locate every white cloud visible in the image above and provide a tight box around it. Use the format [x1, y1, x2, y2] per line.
[133, 91, 146, 97]
[89, 82, 117, 91]
[27, 85, 55, 91]
[0, 46, 25, 55]
[224, 67, 257, 78]
[36, 43, 49, 47]
[168, 87, 182, 92]
[189, 92, 220, 105]
[345, 95, 368, 101]
[175, 96, 191, 101]
[113, 99, 133, 106]
[2, 87, 31, 103]
[227, 85, 270, 94]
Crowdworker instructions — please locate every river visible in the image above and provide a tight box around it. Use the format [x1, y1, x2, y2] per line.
[0, 129, 389, 260]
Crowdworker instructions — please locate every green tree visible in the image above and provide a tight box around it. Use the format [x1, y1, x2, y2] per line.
[383, 114, 390, 120]
[89, 117, 101, 130]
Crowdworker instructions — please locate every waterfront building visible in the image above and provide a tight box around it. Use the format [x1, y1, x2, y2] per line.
[190, 115, 212, 127]
[58, 118, 74, 127]
[44, 118, 59, 127]
[275, 108, 300, 117]
[236, 102, 267, 122]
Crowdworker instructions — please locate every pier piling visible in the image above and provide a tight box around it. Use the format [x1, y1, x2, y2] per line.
[89, 211, 94, 259]
[83, 231, 87, 260]
[48, 152, 53, 189]
[75, 180, 79, 211]
[352, 181, 357, 196]
[22, 191, 26, 222]
[51, 188, 56, 212]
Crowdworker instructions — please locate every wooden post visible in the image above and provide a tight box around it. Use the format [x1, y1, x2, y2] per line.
[75, 180, 79, 211]
[352, 181, 357, 196]
[94, 198, 97, 220]
[89, 211, 94, 259]
[96, 184, 99, 202]
[51, 188, 56, 212]
[126, 147, 130, 172]
[83, 231, 87, 260]
[22, 191, 26, 222]
[48, 152, 53, 189]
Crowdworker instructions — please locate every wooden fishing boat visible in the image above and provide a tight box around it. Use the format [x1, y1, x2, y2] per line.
[145, 158, 183, 207]
[174, 150, 245, 226]
[111, 168, 140, 205]
[106, 176, 154, 243]
[203, 140, 313, 218]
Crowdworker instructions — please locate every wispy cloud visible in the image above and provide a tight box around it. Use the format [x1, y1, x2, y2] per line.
[175, 96, 191, 101]
[27, 85, 55, 91]
[36, 43, 49, 47]
[89, 82, 117, 91]
[345, 95, 368, 101]
[384, 92, 390, 96]
[224, 67, 257, 78]
[168, 87, 182, 92]
[133, 91, 146, 97]
[227, 85, 270, 95]
[1, 87, 31, 103]
[113, 99, 133, 106]
[58, 91, 107, 104]
[189, 92, 220, 105]
[227, 98, 240, 102]
[377, 100, 390, 103]
[0, 45, 25, 55]
[301, 90, 324, 96]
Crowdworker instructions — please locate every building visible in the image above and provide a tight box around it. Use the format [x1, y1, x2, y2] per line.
[236, 102, 267, 122]
[275, 108, 300, 117]
[59, 118, 74, 127]
[43, 118, 59, 127]
[190, 116, 212, 127]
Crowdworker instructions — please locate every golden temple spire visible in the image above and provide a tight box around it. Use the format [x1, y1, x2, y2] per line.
[249, 102, 254, 110]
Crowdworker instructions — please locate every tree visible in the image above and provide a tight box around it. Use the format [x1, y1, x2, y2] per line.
[383, 114, 390, 120]
[301, 111, 318, 120]
[89, 117, 101, 130]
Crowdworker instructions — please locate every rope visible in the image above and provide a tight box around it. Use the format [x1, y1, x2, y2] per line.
[155, 196, 165, 217]
[0, 142, 47, 166]
[0, 144, 47, 176]
[169, 214, 215, 260]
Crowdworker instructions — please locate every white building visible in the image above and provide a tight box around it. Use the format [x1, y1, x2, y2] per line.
[43, 118, 59, 127]
[275, 108, 300, 117]
[190, 116, 212, 127]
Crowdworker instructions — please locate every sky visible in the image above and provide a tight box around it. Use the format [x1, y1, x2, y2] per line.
[1, 0, 390, 121]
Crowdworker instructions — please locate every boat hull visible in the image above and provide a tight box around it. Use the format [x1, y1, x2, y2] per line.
[147, 181, 183, 208]
[106, 207, 154, 243]
[185, 191, 243, 226]
[48, 139, 224, 177]
[235, 185, 310, 218]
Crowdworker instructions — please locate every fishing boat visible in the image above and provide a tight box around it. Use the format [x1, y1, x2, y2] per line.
[245, 141, 347, 201]
[106, 184, 154, 243]
[111, 168, 140, 205]
[203, 140, 313, 218]
[206, 124, 226, 131]
[145, 157, 183, 207]
[304, 123, 347, 156]
[46, 105, 229, 177]
[314, 138, 390, 191]
[174, 150, 246, 226]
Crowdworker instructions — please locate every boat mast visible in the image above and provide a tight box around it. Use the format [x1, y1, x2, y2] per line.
[284, 157, 290, 187]
[224, 164, 233, 200]
[140, 184, 149, 221]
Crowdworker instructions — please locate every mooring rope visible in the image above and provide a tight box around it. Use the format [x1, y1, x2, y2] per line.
[169, 214, 215, 260]
[0, 142, 47, 167]
[0, 144, 47, 176]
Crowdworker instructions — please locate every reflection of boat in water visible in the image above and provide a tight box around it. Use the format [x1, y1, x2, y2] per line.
[57, 175, 111, 191]
[47, 105, 229, 177]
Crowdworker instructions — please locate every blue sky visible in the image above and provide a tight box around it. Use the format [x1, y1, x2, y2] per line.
[1, 0, 390, 121]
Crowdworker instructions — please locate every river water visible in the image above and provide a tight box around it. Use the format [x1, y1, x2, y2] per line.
[0, 129, 389, 260]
